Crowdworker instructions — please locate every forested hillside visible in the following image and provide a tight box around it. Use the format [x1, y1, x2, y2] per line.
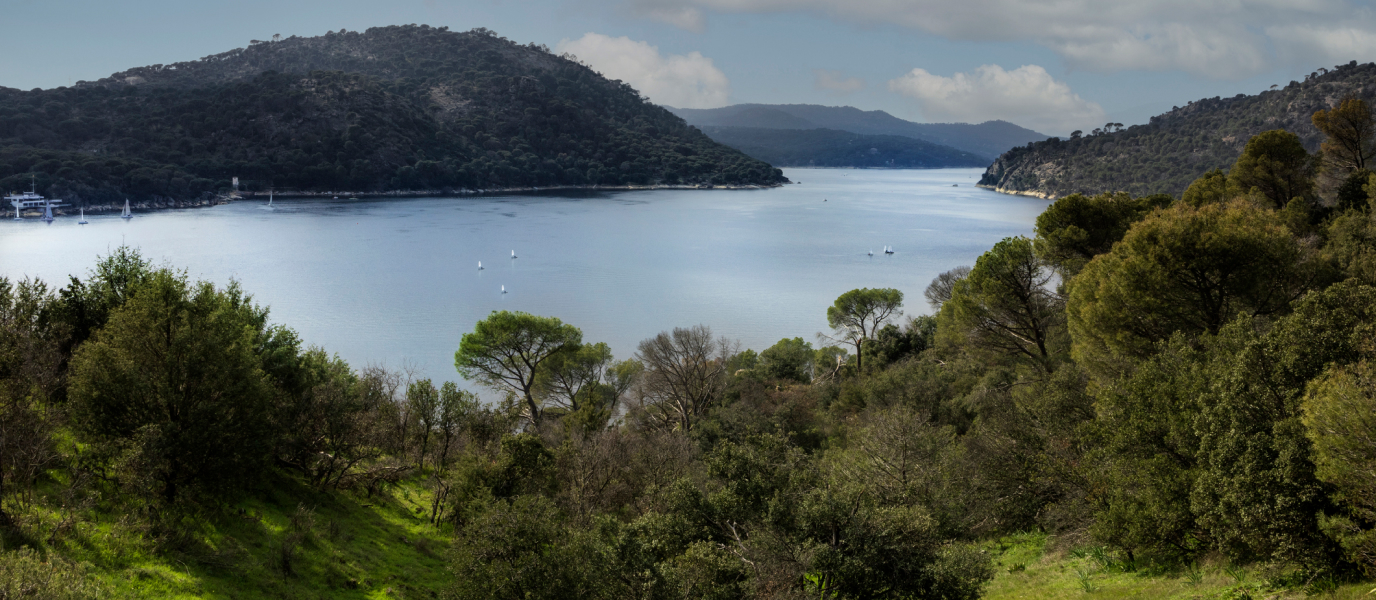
[980, 60, 1376, 198]
[0, 25, 784, 207]
[5, 110, 1376, 598]
[672, 104, 1048, 160]
[701, 126, 988, 168]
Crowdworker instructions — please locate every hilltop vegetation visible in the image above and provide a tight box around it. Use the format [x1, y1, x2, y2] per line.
[0, 25, 784, 206]
[671, 104, 1048, 161]
[6, 106, 1376, 599]
[981, 60, 1376, 198]
[700, 126, 988, 168]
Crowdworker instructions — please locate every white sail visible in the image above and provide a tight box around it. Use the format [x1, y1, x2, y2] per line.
[478, 261, 483, 270]
[78, 208, 88, 224]
[42, 201, 53, 222]
[121, 200, 132, 219]
[511, 250, 517, 258]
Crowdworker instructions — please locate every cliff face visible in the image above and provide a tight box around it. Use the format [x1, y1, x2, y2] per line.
[979, 61, 1376, 198]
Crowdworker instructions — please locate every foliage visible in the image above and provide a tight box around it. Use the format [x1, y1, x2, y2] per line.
[1313, 96, 1376, 172]
[0, 277, 63, 521]
[940, 237, 1064, 370]
[758, 337, 815, 383]
[826, 288, 903, 372]
[1226, 129, 1314, 209]
[454, 310, 581, 426]
[446, 495, 611, 600]
[1067, 200, 1312, 361]
[67, 269, 276, 503]
[1302, 360, 1376, 574]
[1179, 168, 1235, 207]
[1033, 191, 1171, 277]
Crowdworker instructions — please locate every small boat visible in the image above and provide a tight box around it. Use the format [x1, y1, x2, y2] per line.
[478, 261, 484, 271]
[7, 174, 61, 221]
[41, 201, 54, 223]
[121, 199, 132, 219]
[268, 190, 274, 207]
[78, 208, 88, 225]
[952, 184, 959, 187]
[884, 246, 895, 255]
[868, 249, 873, 257]
[501, 285, 507, 294]
[511, 250, 517, 259]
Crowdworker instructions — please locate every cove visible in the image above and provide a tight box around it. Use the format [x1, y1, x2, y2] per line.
[1, 168, 1047, 392]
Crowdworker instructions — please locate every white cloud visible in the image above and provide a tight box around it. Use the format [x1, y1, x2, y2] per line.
[556, 33, 730, 109]
[888, 64, 1106, 134]
[813, 69, 865, 93]
[1267, 25, 1376, 63]
[635, 5, 707, 32]
[625, 0, 1376, 78]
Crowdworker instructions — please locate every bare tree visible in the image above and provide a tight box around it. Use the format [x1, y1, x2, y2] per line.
[924, 266, 972, 311]
[633, 325, 735, 432]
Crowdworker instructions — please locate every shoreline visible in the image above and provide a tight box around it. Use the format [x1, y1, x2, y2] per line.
[18, 182, 787, 217]
[975, 184, 1055, 200]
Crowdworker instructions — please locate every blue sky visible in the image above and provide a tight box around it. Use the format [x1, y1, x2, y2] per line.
[6, 0, 1375, 135]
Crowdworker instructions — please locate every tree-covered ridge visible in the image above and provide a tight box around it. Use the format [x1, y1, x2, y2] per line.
[0, 25, 785, 206]
[700, 126, 988, 168]
[980, 60, 1376, 198]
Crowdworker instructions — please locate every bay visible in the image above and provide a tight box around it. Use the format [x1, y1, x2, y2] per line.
[0, 168, 1047, 393]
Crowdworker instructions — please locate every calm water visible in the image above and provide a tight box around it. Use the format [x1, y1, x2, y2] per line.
[1, 168, 1046, 391]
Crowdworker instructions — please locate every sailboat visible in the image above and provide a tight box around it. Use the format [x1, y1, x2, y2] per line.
[511, 250, 517, 259]
[78, 208, 88, 225]
[41, 200, 54, 223]
[478, 261, 484, 271]
[868, 249, 873, 257]
[884, 246, 895, 255]
[120, 200, 132, 219]
[501, 285, 507, 294]
[268, 190, 274, 207]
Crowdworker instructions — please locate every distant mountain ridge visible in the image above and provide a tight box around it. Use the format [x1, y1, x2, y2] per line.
[700, 126, 987, 168]
[669, 104, 1050, 161]
[0, 25, 784, 206]
[979, 60, 1376, 198]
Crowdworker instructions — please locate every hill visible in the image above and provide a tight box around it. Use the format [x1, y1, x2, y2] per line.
[701, 125, 988, 168]
[979, 60, 1376, 198]
[670, 103, 1049, 160]
[0, 25, 785, 207]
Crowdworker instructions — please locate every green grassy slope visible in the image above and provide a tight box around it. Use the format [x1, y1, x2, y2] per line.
[985, 532, 1374, 600]
[17, 472, 451, 599]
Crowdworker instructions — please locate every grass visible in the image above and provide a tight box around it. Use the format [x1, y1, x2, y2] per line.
[983, 531, 1376, 600]
[7, 472, 453, 599]
[11, 469, 1376, 599]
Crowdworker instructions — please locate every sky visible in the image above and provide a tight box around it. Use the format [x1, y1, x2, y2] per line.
[6, 0, 1376, 136]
